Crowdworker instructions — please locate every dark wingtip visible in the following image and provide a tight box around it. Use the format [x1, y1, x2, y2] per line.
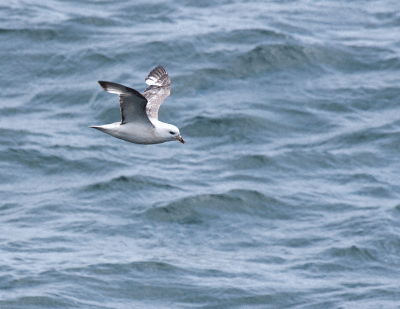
[98, 81, 108, 91]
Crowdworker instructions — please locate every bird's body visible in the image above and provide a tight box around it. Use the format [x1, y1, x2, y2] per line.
[92, 120, 180, 144]
[90, 66, 184, 145]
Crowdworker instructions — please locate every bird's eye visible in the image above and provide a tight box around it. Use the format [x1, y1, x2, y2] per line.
[169, 131, 175, 135]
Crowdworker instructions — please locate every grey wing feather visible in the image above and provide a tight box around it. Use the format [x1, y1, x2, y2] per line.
[98, 81, 151, 125]
[142, 66, 171, 120]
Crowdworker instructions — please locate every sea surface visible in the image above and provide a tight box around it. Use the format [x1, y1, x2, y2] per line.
[1, 0, 400, 308]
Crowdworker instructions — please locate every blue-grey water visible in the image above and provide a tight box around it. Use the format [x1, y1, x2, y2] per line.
[1, 1, 400, 308]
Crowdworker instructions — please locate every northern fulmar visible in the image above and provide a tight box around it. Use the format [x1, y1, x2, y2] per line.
[90, 66, 184, 145]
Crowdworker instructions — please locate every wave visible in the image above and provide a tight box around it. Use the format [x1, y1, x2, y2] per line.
[0, 146, 121, 177]
[0, 28, 59, 42]
[182, 114, 269, 138]
[228, 154, 274, 170]
[144, 189, 296, 224]
[83, 174, 176, 194]
[325, 245, 378, 263]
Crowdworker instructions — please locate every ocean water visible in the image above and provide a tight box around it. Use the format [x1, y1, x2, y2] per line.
[1, 0, 400, 308]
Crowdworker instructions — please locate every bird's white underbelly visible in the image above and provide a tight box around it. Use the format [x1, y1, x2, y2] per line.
[98, 122, 161, 144]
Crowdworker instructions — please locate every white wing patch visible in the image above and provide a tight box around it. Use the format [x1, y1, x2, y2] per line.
[145, 76, 160, 86]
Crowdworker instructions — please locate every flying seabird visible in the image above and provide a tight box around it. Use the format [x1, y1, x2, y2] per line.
[90, 66, 184, 145]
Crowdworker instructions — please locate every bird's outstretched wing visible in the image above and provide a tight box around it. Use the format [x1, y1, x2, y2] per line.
[142, 66, 171, 120]
[98, 81, 152, 125]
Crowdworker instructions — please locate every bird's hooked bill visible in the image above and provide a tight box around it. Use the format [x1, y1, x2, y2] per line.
[176, 135, 185, 144]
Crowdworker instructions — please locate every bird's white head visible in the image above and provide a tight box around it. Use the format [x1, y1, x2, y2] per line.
[158, 123, 185, 144]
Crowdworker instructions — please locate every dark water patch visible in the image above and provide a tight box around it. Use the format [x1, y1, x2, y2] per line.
[0, 148, 60, 170]
[277, 143, 392, 176]
[85, 261, 174, 277]
[394, 204, 400, 215]
[200, 28, 288, 46]
[372, 234, 400, 266]
[182, 115, 270, 143]
[307, 99, 355, 114]
[0, 106, 47, 117]
[306, 78, 400, 112]
[353, 185, 395, 199]
[46, 143, 107, 152]
[220, 41, 398, 80]
[323, 213, 392, 242]
[66, 261, 307, 308]
[173, 68, 236, 95]
[0, 203, 24, 224]
[54, 219, 100, 235]
[326, 245, 378, 264]
[67, 16, 117, 27]
[226, 42, 365, 77]
[291, 261, 354, 275]
[272, 104, 338, 135]
[334, 151, 390, 170]
[29, 88, 93, 108]
[94, 106, 121, 124]
[317, 203, 358, 213]
[373, 11, 400, 24]
[0, 128, 50, 146]
[83, 175, 176, 194]
[77, 260, 224, 279]
[0, 202, 20, 213]
[0, 170, 18, 186]
[0, 27, 58, 42]
[18, 53, 71, 78]
[354, 87, 400, 111]
[277, 149, 338, 172]
[172, 42, 329, 85]
[177, 0, 234, 8]
[145, 201, 205, 224]
[376, 54, 400, 71]
[76, 48, 117, 70]
[133, 40, 198, 70]
[0, 147, 117, 175]
[231, 44, 315, 76]
[113, 2, 176, 25]
[0, 267, 118, 308]
[222, 174, 271, 184]
[248, 256, 286, 265]
[0, 274, 14, 291]
[3, 201, 66, 227]
[229, 154, 274, 170]
[52, 112, 79, 119]
[204, 291, 306, 309]
[331, 173, 380, 186]
[3, 48, 111, 83]
[324, 127, 399, 151]
[64, 262, 251, 306]
[284, 237, 326, 249]
[344, 45, 400, 72]
[0, 296, 71, 308]
[4, 237, 75, 254]
[0, 24, 93, 44]
[145, 189, 294, 224]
